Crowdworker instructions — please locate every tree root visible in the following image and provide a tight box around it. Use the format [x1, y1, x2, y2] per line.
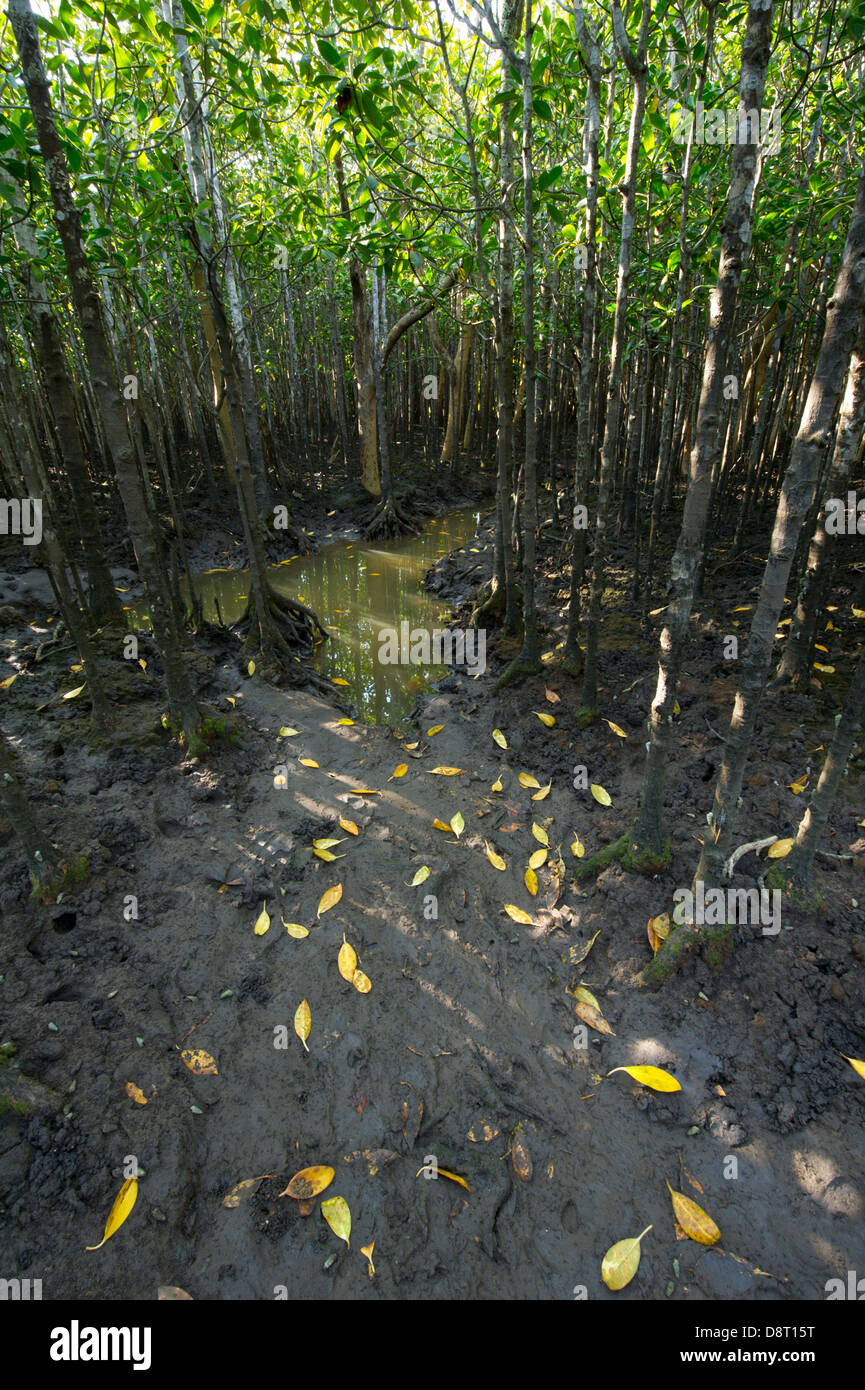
[494, 653, 542, 691]
[238, 584, 329, 670]
[364, 495, 418, 540]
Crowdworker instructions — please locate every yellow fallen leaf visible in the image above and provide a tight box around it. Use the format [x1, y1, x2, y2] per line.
[767, 837, 794, 859]
[410, 866, 431, 886]
[570, 930, 600, 964]
[532, 781, 552, 801]
[181, 1048, 218, 1076]
[574, 1000, 615, 1035]
[62, 685, 86, 700]
[433, 819, 451, 832]
[254, 902, 271, 936]
[429, 766, 463, 775]
[391, 763, 408, 778]
[532, 822, 549, 846]
[602, 1227, 652, 1290]
[525, 868, 538, 896]
[280, 1166, 335, 1200]
[352, 969, 372, 993]
[590, 783, 612, 806]
[534, 711, 556, 727]
[361, 1241, 376, 1277]
[647, 912, 670, 953]
[529, 848, 548, 869]
[492, 728, 508, 748]
[338, 936, 358, 982]
[518, 772, 541, 789]
[404, 741, 419, 751]
[666, 1182, 721, 1245]
[841, 1054, 865, 1081]
[608, 1066, 681, 1093]
[222, 1174, 276, 1208]
[332, 678, 350, 686]
[491, 777, 503, 792]
[427, 724, 444, 736]
[299, 758, 319, 768]
[813, 663, 835, 674]
[313, 838, 344, 850]
[336, 717, 355, 726]
[570, 836, 585, 858]
[485, 843, 506, 871]
[605, 720, 627, 738]
[0, 673, 18, 689]
[247, 661, 255, 676]
[321, 1195, 351, 1247]
[283, 920, 310, 938]
[416, 1166, 470, 1191]
[317, 884, 342, 916]
[450, 811, 465, 837]
[572, 985, 600, 1010]
[504, 904, 534, 925]
[125, 1082, 148, 1105]
[313, 848, 345, 862]
[279, 727, 299, 737]
[349, 788, 379, 795]
[339, 818, 359, 835]
[294, 999, 311, 1052]
[544, 687, 560, 704]
[86, 1177, 138, 1251]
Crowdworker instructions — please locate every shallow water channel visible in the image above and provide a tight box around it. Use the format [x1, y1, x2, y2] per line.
[192, 507, 483, 725]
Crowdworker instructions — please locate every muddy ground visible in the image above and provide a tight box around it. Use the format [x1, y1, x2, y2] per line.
[1, 494, 864, 1301]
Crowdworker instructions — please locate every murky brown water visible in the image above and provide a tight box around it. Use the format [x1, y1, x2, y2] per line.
[190, 507, 482, 725]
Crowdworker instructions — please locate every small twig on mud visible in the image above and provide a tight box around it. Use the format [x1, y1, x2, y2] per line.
[816, 849, 853, 861]
[704, 717, 731, 743]
[724, 835, 779, 879]
[178, 1010, 214, 1047]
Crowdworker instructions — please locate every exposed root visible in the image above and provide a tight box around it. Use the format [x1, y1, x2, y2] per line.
[363, 495, 418, 540]
[495, 653, 542, 691]
[238, 584, 329, 670]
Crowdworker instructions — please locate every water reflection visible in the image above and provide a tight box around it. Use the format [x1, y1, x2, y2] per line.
[191, 508, 483, 725]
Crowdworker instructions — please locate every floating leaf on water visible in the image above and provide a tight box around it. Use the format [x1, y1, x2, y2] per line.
[332, 678, 350, 686]
[280, 1166, 335, 1202]
[181, 1048, 218, 1076]
[410, 866, 431, 886]
[283, 920, 310, 939]
[574, 1000, 614, 1035]
[125, 1082, 148, 1105]
[492, 728, 508, 748]
[294, 999, 311, 1052]
[532, 822, 550, 846]
[253, 902, 271, 936]
[391, 763, 408, 779]
[590, 783, 612, 806]
[338, 936, 358, 982]
[361, 1241, 375, 1278]
[321, 1195, 351, 1247]
[317, 884, 343, 916]
[504, 904, 534, 925]
[485, 843, 506, 871]
[608, 1066, 681, 1093]
[525, 868, 539, 896]
[768, 837, 794, 859]
[518, 772, 541, 789]
[86, 1177, 138, 1251]
[352, 969, 372, 994]
[666, 1182, 720, 1245]
[601, 1226, 652, 1290]
[534, 711, 556, 727]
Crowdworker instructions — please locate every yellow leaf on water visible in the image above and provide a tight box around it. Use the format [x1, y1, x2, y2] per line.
[339, 818, 359, 835]
[666, 1182, 721, 1245]
[504, 904, 534, 925]
[254, 902, 271, 936]
[492, 728, 508, 748]
[338, 936, 358, 981]
[518, 772, 541, 789]
[485, 843, 506, 871]
[525, 868, 538, 896]
[529, 848, 548, 869]
[280, 1166, 335, 1200]
[181, 1048, 218, 1076]
[332, 678, 350, 686]
[427, 725, 444, 736]
[361, 1241, 376, 1278]
[125, 1082, 148, 1105]
[841, 1054, 865, 1081]
[391, 763, 408, 779]
[768, 837, 794, 859]
[294, 999, 311, 1052]
[532, 823, 549, 846]
[283, 920, 310, 938]
[429, 766, 463, 775]
[410, 866, 431, 886]
[317, 884, 342, 916]
[321, 1195, 351, 1247]
[608, 1066, 681, 1093]
[450, 811, 465, 838]
[601, 1226, 652, 1290]
[86, 1177, 138, 1251]
[590, 784, 612, 806]
[352, 969, 372, 993]
[605, 720, 627, 738]
[534, 711, 556, 727]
